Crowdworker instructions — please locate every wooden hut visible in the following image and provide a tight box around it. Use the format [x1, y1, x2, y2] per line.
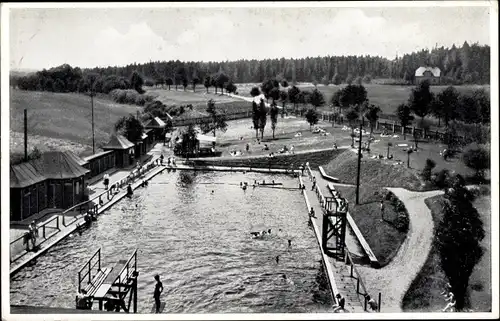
[144, 116, 167, 141]
[102, 134, 135, 168]
[10, 151, 90, 221]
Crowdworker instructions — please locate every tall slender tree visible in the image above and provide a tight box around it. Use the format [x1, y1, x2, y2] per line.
[270, 101, 279, 139]
[258, 98, 267, 139]
[396, 103, 415, 140]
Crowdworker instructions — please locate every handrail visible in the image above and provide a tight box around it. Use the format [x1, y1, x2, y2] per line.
[78, 248, 101, 293]
[61, 156, 161, 226]
[10, 215, 61, 264]
[114, 249, 137, 295]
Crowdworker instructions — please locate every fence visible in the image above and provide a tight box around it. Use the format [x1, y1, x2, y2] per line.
[304, 165, 381, 312]
[10, 215, 61, 263]
[171, 111, 252, 127]
[78, 248, 102, 294]
[345, 250, 381, 312]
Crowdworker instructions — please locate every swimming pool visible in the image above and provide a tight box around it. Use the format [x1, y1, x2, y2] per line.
[10, 170, 332, 313]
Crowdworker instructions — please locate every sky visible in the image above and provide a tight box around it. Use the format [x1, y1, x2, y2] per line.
[8, 4, 492, 71]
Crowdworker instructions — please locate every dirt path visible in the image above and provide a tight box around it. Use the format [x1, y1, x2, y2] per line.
[356, 188, 444, 312]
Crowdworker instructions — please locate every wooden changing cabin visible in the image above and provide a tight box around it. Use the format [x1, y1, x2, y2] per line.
[102, 134, 135, 168]
[10, 151, 90, 222]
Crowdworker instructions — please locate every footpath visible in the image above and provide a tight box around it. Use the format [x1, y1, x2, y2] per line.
[9, 143, 171, 276]
[299, 169, 368, 313]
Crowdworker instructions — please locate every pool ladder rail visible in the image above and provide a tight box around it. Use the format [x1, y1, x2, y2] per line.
[76, 248, 139, 313]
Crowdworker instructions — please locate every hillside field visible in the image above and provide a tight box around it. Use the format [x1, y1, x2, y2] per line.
[235, 83, 490, 116]
[145, 87, 251, 115]
[10, 89, 140, 157]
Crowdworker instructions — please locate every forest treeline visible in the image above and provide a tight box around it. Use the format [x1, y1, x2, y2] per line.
[11, 41, 489, 94]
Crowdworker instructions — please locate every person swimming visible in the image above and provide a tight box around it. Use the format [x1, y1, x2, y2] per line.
[282, 274, 294, 285]
[211, 190, 214, 194]
[288, 239, 292, 247]
[242, 185, 247, 191]
[268, 229, 272, 234]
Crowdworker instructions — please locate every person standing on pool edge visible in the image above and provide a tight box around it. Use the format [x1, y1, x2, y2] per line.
[153, 275, 163, 313]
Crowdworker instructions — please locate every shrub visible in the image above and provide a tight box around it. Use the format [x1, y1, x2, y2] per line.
[462, 145, 490, 179]
[395, 214, 409, 232]
[421, 158, 436, 181]
[432, 169, 451, 188]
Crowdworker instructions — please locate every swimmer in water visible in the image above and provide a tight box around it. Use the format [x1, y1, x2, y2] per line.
[268, 229, 272, 234]
[211, 190, 214, 194]
[282, 274, 294, 285]
[276, 255, 280, 264]
[288, 239, 292, 247]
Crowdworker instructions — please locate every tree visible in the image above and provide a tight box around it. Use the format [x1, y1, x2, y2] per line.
[250, 86, 261, 97]
[310, 88, 326, 109]
[192, 76, 200, 92]
[261, 79, 279, 102]
[462, 146, 490, 180]
[312, 79, 318, 87]
[436, 181, 485, 310]
[364, 104, 381, 150]
[280, 79, 289, 88]
[305, 108, 319, 130]
[288, 86, 301, 113]
[182, 78, 188, 91]
[321, 76, 330, 86]
[396, 103, 414, 140]
[435, 86, 460, 127]
[179, 124, 198, 160]
[270, 101, 279, 139]
[363, 74, 372, 84]
[114, 114, 144, 142]
[408, 80, 434, 128]
[345, 74, 354, 85]
[354, 76, 363, 85]
[407, 149, 413, 168]
[331, 90, 343, 115]
[225, 81, 237, 94]
[472, 89, 490, 124]
[204, 76, 211, 93]
[165, 78, 173, 90]
[252, 101, 260, 138]
[269, 87, 280, 103]
[340, 85, 367, 111]
[258, 99, 267, 139]
[215, 72, 230, 94]
[386, 142, 393, 158]
[331, 73, 341, 85]
[422, 158, 436, 182]
[130, 71, 144, 94]
[345, 107, 359, 147]
[200, 99, 228, 137]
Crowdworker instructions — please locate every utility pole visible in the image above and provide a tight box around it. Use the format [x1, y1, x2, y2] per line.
[355, 116, 364, 205]
[90, 79, 95, 155]
[24, 109, 28, 161]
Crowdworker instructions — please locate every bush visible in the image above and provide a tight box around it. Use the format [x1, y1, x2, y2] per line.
[462, 145, 490, 179]
[421, 158, 436, 181]
[394, 214, 409, 232]
[432, 169, 451, 188]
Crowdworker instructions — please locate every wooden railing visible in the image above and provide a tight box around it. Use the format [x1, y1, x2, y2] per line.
[114, 249, 138, 296]
[78, 248, 102, 293]
[61, 156, 161, 227]
[345, 250, 381, 312]
[10, 215, 61, 263]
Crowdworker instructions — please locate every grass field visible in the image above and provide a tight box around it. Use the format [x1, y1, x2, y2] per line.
[402, 191, 491, 312]
[334, 185, 408, 267]
[145, 87, 251, 115]
[10, 89, 140, 157]
[236, 83, 490, 117]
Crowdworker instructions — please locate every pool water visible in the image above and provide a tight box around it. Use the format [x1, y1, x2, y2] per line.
[10, 170, 332, 313]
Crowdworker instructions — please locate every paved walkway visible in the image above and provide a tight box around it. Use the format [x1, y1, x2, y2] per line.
[300, 172, 367, 313]
[354, 188, 444, 312]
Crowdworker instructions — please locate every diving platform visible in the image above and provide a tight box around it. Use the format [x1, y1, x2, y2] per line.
[76, 248, 138, 313]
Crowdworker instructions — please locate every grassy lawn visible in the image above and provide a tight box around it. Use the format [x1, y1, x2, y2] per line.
[403, 190, 491, 312]
[145, 87, 250, 114]
[333, 185, 408, 267]
[322, 148, 423, 190]
[10, 89, 140, 157]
